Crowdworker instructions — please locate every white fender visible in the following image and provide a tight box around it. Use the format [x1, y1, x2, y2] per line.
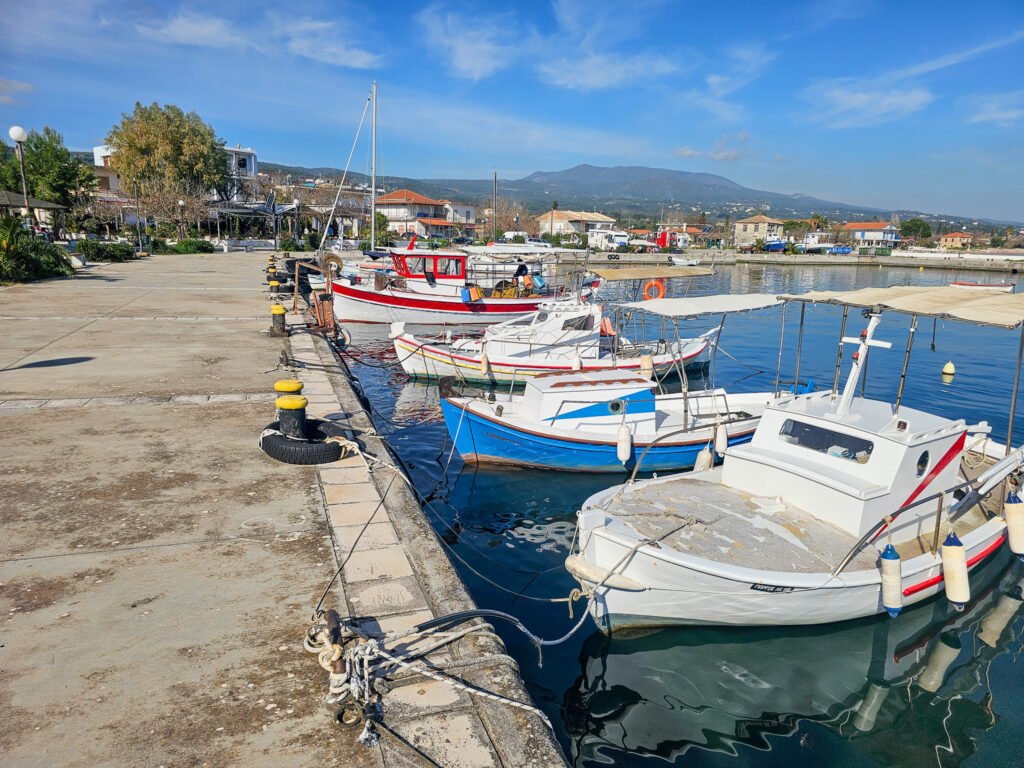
[616, 423, 632, 464]
[940, 531, 969, 610]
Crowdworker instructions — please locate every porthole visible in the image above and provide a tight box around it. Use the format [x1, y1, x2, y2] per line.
[916, 451, 930, 477]
[608, 400, 625, 415]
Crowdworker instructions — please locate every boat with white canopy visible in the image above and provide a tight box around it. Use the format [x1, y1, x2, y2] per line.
[567, 286, 1024, 630]
[391, 266, 717, 384]
[439, 294, 783, 472]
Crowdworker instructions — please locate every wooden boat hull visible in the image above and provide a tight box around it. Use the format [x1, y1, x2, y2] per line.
[395, 333, 709, 384]
[569, 503, 1008, 630]
[440, 396, 759, 473]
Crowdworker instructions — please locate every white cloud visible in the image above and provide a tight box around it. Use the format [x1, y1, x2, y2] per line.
[968, 90, 1024, 126]
[0, 78, 33, 106]
[673, 132, 750, 161]
[812, 85, 934, 128]
[688, 44, 775, 120]
[886, 29, 1024, 81]
[283, 21, 381, 70]
[416, 6, 517, 80]
[537, 53, 676, 91]
[137, 12, 249, 50]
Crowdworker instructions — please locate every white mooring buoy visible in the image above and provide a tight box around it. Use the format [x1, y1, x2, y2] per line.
[694, 444, 714, 472]
[940, 531, 970, 611]
[713, 422, 729, 457]
[639, 353, 654, 380]
[880, 543, 903, 618]
[1004, 492, 1024, 561]
[616, 423, 632, 464]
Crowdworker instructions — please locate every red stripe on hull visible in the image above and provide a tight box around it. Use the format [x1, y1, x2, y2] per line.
[902, 534, 1006, 597]
[330, 282, 546, 314]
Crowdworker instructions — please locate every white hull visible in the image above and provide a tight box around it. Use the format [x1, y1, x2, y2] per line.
[395, 333, 708, 383]
[571, 491, 1008, 630]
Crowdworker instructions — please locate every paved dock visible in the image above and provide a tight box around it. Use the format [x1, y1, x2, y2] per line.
[0, 253, 564, 767]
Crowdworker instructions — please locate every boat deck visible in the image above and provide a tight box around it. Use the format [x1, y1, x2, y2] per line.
[608, 450, 1002, 574]
[611, 474, 879, 573]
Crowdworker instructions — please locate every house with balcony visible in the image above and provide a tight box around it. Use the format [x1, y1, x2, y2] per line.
[940, 231, 974, 249]
[377, 189, 477, 238]
[535, 210, 616, 238]
[838, 221, 900, 248]
[733, 215, 784, 246]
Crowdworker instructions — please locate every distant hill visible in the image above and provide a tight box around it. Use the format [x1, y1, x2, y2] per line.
[260, 161, 883, 220]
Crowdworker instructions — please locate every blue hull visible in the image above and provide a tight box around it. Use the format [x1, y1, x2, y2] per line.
[442, 399, 755, 474]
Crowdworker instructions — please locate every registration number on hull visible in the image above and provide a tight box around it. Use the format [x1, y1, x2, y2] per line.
[750, 583, 795, 594]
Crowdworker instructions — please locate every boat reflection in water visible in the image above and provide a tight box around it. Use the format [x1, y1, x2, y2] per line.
[563, 551, 1023, 766]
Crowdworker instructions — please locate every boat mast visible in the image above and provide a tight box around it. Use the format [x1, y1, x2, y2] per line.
[835, 312, 891, 416]
[492, 170, 497, 243]
[370, 81, 377, 250]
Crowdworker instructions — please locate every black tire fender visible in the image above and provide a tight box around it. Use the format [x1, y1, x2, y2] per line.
[259, 419, 350, 465]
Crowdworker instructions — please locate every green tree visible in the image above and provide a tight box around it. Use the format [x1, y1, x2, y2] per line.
[106, 103, 227, 196]
[373, 212, 390, 247]
[809, 213, 829, 231]
[901, 218, 931, 240]
[753, 237, 767, 253]
[0, 127, 94, 208]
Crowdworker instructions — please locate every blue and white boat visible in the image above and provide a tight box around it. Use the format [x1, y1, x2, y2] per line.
[441, 370, 775, 473]
[440, 294, 784, 473]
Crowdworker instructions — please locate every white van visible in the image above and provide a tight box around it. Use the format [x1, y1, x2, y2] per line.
[500, 230, 530, 242]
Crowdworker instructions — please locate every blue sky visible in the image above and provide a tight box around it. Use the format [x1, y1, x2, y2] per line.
[1, 0, 1022, 220]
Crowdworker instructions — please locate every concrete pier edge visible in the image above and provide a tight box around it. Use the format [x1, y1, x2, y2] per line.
[286, 311, 568, 767]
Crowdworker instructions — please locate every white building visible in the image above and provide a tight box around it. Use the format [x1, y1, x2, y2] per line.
[733, 215, 784, 246]
[443, 200, 475, 224]
[838, 221, 900, 248]
[535, 210, 616, 237]
[376, 189, 477, 238]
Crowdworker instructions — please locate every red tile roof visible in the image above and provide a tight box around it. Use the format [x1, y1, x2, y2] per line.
[376, 189, 446, 206]
[416, 217, 458, 227]
[943, 232, 972, 238]
[839, 221, 894, 230]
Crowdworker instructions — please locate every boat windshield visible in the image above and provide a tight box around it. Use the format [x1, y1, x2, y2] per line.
[778, 419, 873, 463]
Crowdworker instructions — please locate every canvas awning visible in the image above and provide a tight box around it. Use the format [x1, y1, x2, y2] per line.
[780, 286, 1024, 329]
[622, 293, 782, 318]
[591, 265, 714, 281]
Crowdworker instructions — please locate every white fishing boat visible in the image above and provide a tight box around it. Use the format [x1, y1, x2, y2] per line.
[394, 299, 713, 384]
[669, 255, 700, 267]
[949, 280, 1015, 293]
[440, 294, 783, 472]
[567, 286, 1024, 630]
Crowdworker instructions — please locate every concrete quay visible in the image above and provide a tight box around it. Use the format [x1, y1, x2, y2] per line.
[0, 253, 565, 767]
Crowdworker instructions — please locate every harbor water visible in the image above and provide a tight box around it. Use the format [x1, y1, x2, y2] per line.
[340, 263, 1024, 767]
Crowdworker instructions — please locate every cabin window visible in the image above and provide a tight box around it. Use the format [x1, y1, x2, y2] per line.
[916, 451, 930, 477]
[435, 258, 462, 277]
[778, 419, 873, 464]
[406, 258, 425, 275]
[562, 315, 595, 331]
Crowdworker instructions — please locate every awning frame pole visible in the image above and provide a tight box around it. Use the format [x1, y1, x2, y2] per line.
[894, 315, 918, 415]
[1005, 323, 1024, 454]
[773, 304, 788, 398]
[831, 306, 849, 401]
[793, 303, 807, 395]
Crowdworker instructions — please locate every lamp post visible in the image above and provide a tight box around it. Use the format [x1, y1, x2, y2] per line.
[177, 199, 184, 239]
[292, 198, 299, 238]
[8, 125, 31, 223]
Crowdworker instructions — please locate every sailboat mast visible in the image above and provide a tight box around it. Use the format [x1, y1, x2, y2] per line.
[370, 81, 377, 249]
[492, 170, 497, 243]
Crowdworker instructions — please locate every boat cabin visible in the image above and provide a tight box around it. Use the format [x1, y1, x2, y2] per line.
[481, 302, 615, 361]
[721, 393, 968, 545]
[523, 370, 656, 427]
[390, 251, 467, 282]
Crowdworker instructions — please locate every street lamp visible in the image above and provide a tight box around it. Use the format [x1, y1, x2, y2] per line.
[177, 198, 184, 239]
[292, 198, 299, 237]
[8, 125, 31, 222]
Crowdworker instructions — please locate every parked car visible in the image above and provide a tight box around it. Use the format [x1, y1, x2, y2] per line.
[526, 237, 552, 248]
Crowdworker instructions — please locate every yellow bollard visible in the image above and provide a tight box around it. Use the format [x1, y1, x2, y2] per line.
[276, 394, 309, 439]
[270, 304, 287, 335]
[274, 379, 304, 394]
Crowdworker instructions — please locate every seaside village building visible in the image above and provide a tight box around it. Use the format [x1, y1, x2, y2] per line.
[837, 221, 901, 249]
[375, 189, 477, 238]
[535, 210, 616, 239]
[92, 143, 258, 204]
[733, 214, 784, 246]
[940, 231, 974, 249]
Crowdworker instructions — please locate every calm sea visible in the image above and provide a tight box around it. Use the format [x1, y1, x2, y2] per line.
[340, 263, 1024, 767]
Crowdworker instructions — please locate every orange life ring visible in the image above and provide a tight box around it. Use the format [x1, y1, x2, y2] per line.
[643, 279, 665, 300]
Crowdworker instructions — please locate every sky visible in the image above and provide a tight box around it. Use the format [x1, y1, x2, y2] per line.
[1, 0, 1022, 220]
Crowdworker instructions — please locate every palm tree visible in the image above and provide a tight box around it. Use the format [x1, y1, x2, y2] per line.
[753, 237, 767, 253]
[810, 214, 829, 231]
